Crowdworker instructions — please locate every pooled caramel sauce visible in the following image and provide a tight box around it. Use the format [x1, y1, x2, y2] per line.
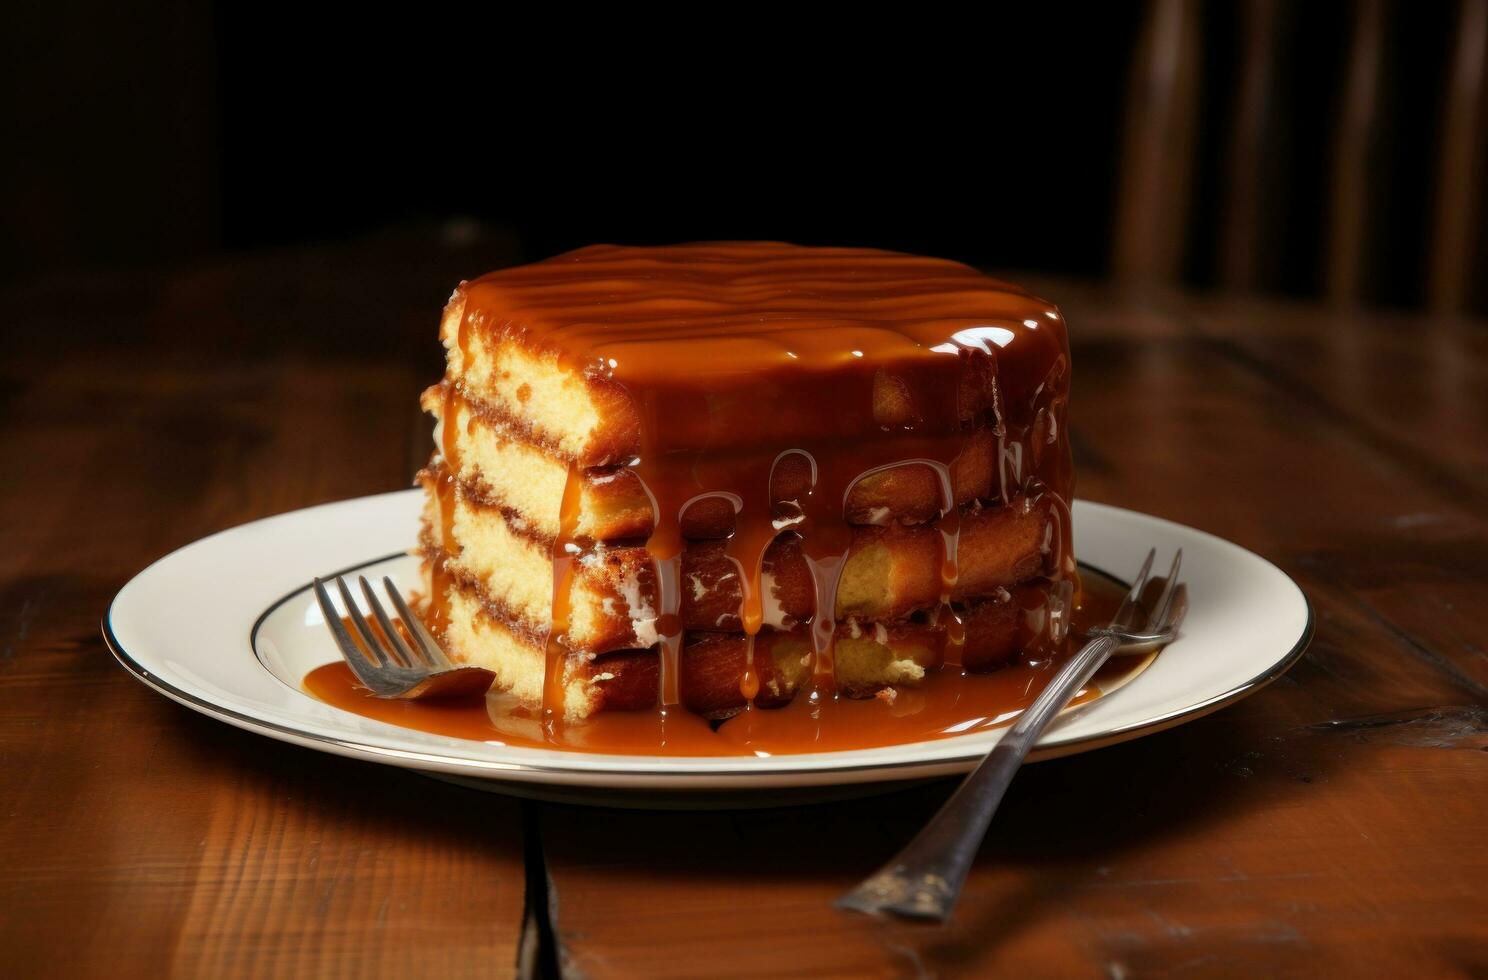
[303, 571, 1148, 757]
[450, 244, 1073, 733]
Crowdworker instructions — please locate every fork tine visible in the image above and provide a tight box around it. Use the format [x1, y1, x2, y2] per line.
[337, 576, 391, 667]
[383, 577, 453, 669]
[1111, 548, 1156, 630]
[359, 576, 417, 668]
[313, 577, 385, 687]
[1161, 583, 1189, 633]
[313, 577, 363, 660]
[1146, 549, 1184, 629]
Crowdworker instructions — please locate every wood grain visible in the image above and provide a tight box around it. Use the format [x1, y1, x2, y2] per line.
[536, 281, 1488, 976]
[3, 234, 1486, 977]
[0, 231, 530, 978]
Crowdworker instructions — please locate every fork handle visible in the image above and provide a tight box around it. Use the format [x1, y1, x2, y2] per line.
[837, 634, 1120, 920]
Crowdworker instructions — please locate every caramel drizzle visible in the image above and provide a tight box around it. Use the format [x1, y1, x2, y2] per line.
[555, 424, 1047, 719]
[727, 453, 795, 708]
[632, 435, 975, 715]
[603, 421, 989, 717]
[631, 457, 775, 711]
[716, 486, 768, 706]
[542, 462, 584, 728]
[932, 468, 965, 668]
[646, 541, 684, 707]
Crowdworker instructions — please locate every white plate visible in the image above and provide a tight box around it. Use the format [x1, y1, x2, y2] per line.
[104, 491, 1310, 797]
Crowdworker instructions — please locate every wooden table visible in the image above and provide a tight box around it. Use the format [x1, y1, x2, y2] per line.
[4, 233, 1485, 977]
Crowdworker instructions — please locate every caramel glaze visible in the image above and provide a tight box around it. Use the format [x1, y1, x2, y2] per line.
[303, 571, 1146, 756]
[435, 243, 1073, 739]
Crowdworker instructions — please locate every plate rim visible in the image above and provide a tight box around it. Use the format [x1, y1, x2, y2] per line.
[102, 497, 1314, 783]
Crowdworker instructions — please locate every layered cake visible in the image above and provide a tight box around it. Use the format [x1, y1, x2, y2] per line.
[415, 242, 1074, 726]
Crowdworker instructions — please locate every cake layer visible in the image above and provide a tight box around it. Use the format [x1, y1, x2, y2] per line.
[439, 253, 1039, 467]
[422, 467, 1056, 654]
[440, 294, 639, 467]
[435, 569, 1059, 720]
[415, 243, 1075, 725]
[425, 384, 999, 540]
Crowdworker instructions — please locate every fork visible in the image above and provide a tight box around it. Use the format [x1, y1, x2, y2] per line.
[312, 575, 495, 700]
[837, 548, 1187, 921]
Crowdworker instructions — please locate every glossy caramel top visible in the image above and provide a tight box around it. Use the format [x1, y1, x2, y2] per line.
[461, 242, 1070, 453]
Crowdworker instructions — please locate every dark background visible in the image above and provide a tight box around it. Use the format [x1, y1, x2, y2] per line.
[3, 2, 1477, 309]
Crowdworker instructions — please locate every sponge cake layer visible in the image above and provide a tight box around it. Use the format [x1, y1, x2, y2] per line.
[425, 383, 1001, 541]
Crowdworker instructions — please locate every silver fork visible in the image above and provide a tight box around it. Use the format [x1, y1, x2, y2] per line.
[312, 575, 495, 700]
[837, 548, 1187, 921]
